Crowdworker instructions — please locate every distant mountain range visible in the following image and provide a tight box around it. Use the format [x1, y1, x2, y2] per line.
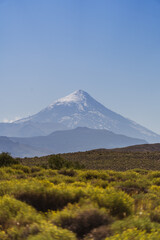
[0, 90, 160, 143]
[9, 127, 146, 157]
[3, 127, 160, 157]
[0, 136, 50, 158]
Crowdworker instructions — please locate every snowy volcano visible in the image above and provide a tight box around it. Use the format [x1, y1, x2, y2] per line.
[12, 90, 159, 142]
[0, 90, 160, 142]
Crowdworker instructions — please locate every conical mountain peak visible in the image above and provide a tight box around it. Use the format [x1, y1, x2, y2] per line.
[53, 90, 90, 105]
[12, 90, 160, 143]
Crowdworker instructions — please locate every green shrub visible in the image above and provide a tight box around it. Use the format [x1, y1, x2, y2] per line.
[116, 179, 149, 194]
[71, 208, 111, 238]
[0, 169, 9, 180]
[11, 164, 31, 173]
[2, 167, 160, 239]
[152, 178, 160, 186]
[149, 171, 160, 179]
[0, 231, 7, 240]
[84, 225, 112, 240]
[0, 153, 19, 167]
[146, 185, 160, 209]
[58, 169, 77, 177]
[112, 215, 160, 234]
[30, 166, 42, 173]
[14, 180, 87, 211]
[90, 179, 108, 188]
[48, 155, 83, 170]
[80, 170, 109, 181]
[150, 206, 160, 223]
[132, 169, 149, 175]
[105, 228, 160, 240]
[27, 223, 76, 240]
[91, 187, 134, 218]
[0, 195, 76, 240]
[51, 203, 112, 238]
[0, 195, 44, 240]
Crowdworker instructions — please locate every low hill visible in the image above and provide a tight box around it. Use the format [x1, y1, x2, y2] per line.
[112, 143, 160, 152]
[20, 147, 160, 171]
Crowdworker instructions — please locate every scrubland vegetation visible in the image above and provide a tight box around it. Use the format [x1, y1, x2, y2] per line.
[1, 152, 160, 239]
[20, 149, 160, 171]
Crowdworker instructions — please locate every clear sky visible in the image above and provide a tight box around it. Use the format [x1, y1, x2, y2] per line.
[1, 0, 160, 133]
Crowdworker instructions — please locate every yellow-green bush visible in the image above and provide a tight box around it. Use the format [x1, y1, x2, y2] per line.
[105, 228, 160, 240]
[150, 206, 160, 223]
[90, 187, 134, 218]
[79, 170, 109, 181]
[116, 179, 150, 194]
[0, 195, 42, 228]
[1, 165, 160, 239]
[5, 180, 88, 211]
[111, 215, 160, 234]
[50, 203, 112, 238]
[152, 177, 160, 186]
[27, 223, 76, 240]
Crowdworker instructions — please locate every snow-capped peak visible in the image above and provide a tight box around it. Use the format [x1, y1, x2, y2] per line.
[49, 90, 89, 108]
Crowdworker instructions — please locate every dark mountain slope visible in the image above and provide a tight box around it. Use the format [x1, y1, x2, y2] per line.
[11, 127, 147, 154]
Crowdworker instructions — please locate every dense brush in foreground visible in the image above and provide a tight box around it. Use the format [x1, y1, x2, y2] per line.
[1, 154, 160, 239]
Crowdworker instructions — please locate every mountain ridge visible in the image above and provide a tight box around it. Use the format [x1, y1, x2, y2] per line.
[11, 127, 147, 155]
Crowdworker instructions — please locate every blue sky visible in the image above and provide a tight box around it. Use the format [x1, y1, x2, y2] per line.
[1, 0, 160, 133]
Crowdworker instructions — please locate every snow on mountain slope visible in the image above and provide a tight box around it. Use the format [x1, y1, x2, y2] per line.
[14, 90, 160, 142]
